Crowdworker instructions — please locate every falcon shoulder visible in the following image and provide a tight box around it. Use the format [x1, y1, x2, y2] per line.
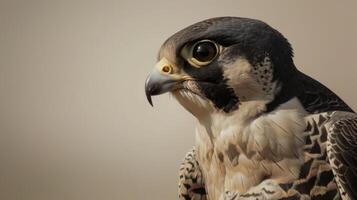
[297, 72, 353, 114]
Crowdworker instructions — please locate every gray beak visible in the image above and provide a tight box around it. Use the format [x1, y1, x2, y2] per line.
[145, 69, 178, 106]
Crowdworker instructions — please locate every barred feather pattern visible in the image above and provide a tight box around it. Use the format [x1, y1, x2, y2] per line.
[276, 113, 340, 200]
[326, 112, 357, 200]
[178, 148, 207, 200]
[232, 113, 341, 200]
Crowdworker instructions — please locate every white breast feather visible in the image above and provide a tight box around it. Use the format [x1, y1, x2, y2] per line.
[195, 98, 308, 200]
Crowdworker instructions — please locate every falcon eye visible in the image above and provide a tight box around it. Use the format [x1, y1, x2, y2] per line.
[189, 40, 219, 66]
[192, 41, 217, 62]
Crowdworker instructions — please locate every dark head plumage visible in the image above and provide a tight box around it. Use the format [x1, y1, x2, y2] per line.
[146, 17, 353, 115]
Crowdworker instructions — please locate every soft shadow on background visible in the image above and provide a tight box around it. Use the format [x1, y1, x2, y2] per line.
[0, 0, 356, 199]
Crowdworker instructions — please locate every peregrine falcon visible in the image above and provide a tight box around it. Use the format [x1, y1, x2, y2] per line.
[145, 17, 357, 200]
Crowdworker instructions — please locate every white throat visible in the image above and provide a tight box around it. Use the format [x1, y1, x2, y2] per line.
[195, 97, 307, 160]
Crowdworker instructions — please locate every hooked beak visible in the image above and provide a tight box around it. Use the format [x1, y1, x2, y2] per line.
[145, 58, 190, 106]
[145, 68, 179, 106]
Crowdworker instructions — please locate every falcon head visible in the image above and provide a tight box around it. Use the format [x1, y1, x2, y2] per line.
[145, 17, 298, 119]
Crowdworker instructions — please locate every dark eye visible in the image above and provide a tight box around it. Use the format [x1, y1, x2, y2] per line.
[192, 41, 218, 63]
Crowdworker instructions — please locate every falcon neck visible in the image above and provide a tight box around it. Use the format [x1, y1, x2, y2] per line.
[194, 97, 308, 166]
[195, 99, 270, 141]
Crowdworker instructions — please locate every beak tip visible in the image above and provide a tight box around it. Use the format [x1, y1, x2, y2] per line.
[147, 96, 153, 107]
[145, 68, 177, 107]
[145, 83, 154, 107]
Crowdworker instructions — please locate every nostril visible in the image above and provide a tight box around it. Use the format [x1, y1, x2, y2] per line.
[162, 65, 172, 73]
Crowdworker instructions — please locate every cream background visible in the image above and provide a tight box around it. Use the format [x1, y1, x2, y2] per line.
[0, 0, 356, 199]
